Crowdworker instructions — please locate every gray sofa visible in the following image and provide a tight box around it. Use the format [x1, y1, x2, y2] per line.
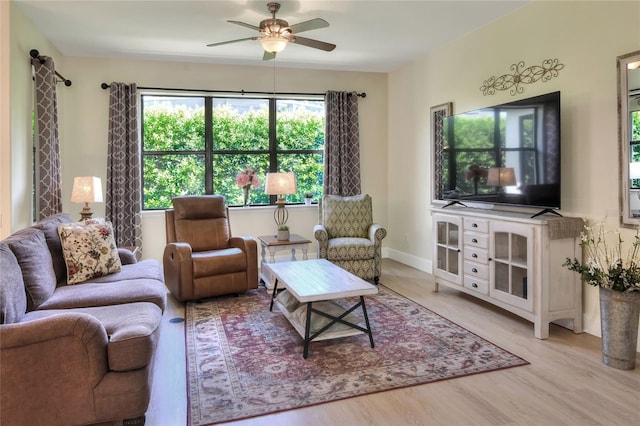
[0, 213, 167, 426]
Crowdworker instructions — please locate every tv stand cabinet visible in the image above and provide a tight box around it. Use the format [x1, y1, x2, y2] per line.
[431, 207, 584, 339]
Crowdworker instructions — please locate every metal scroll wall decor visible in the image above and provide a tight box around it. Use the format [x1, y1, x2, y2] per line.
[480, 59, 564, 96]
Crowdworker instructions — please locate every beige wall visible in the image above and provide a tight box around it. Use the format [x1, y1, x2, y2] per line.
[6, 3, 65, 234]
[0, 1, 10, 238]
[388, 0, 640, 345]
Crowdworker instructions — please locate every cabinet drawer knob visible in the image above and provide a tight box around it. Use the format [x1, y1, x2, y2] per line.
[472, 283, 478, 288]
[472, 267, 478, 273]
[472, 238, 478, 243]
[472, 223, 478, 228]
[472, 253, 478, 258]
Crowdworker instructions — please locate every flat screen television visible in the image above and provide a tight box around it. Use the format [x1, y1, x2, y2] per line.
[439, 91, 561, 216]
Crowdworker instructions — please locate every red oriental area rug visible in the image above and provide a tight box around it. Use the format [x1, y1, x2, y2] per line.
[185, 285, 528, 425]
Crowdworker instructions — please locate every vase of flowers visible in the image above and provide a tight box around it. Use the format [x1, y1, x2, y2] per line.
[465, 164, 488, 195]
[235, 167, 260, 207]
[563, 219, 640, 370]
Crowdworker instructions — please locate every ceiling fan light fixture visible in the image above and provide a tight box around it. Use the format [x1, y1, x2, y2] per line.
[260, 34, 288, 53]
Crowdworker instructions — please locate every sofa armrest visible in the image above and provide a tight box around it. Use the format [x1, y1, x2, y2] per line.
[0, 313, 109, 425]
[313, 224, 329, 259]
[368, 223, 387, 246]
[163, 242, 194, 302]
[229, 237, 258, 289]
[118, 247, 138, 265]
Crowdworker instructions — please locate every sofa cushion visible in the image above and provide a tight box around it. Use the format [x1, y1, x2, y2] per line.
[326, 237, 375, 261]
[36, 278, 167, 312]
[22, 302, 162, 372]
[84, 259, 163, 284]
[0, 244, 27, 324]
[322, 194, 373, 239]
[192, 248, 247, 278]
[32, 213, 74, 285]
[58, 221, 122, 284]
[5, 228, 57, 311]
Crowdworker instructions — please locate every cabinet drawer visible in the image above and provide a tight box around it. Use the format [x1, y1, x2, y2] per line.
[464, 218, 488, 233]
[463, 233, 488, 249]
[464, 247, 488, 263]
[464, 261, 489, 280]
[464, 275, 489, 295]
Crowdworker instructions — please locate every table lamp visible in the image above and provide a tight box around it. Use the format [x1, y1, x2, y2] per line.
[265, 172, 297, 227]
[70, 176, 103, 220]
[487, 167, 517, 187]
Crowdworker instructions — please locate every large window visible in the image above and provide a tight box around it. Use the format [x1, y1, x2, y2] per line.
[141, 94, 324, 209]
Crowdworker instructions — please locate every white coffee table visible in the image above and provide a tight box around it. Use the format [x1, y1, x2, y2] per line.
[267, 259, 378, 358]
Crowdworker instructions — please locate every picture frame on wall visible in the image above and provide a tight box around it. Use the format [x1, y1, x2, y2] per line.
[430, 102, 453, 202]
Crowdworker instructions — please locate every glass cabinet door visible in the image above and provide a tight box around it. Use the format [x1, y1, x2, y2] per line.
[434, 215, 462, 285]
[490, 224, 533, 311]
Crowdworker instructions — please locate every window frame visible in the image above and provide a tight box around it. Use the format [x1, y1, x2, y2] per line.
[140, 92, 325, 210]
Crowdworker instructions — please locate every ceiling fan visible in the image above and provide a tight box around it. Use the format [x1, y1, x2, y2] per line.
[206, 2, 336, 60]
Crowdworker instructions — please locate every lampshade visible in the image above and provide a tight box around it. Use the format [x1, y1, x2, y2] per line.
[70, 176, 103, 220]
[630, 162, 640, 179]
[259, 34, 288, 53]
[265, 172, 297, 198]
[487, 167, 516, 187]
[71, 176, 103, 203]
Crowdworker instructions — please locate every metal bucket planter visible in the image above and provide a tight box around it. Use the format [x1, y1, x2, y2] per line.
[599, 287, 640, 370]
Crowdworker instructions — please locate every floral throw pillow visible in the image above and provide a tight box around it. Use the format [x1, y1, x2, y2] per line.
[58, 221, 122, 284]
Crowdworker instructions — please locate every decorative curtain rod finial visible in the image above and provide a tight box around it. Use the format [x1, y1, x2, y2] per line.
[30, 48, 72, 86]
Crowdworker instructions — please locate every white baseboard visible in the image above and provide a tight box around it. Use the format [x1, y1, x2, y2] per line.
[260, 247, 432, 275]
[383, 248, 432, 274]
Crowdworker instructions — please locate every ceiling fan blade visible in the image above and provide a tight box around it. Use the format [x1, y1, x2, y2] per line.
[207, 37, 257, 47]
[263, 50, 276, 61]
[289, 35, 336, 52]
[227, 20, 261, 31]
[289, 18, 329, 34]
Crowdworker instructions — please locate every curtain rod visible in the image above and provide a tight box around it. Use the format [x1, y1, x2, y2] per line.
[30, 49, 72, 86]
[100, 83, 366, 98]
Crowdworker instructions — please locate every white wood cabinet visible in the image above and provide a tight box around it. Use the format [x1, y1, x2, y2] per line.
[433, 214, 462, 285]
[432, 207, 584, 339]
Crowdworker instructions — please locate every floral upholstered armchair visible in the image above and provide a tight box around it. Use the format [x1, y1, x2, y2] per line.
[313, 194, 387, 283]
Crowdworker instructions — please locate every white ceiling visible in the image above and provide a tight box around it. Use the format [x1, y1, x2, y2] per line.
[15, 0, 531, 73]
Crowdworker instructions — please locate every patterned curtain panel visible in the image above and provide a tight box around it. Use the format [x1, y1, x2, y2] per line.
[324, 91, 361, 196]
[107, 83, 142, 254]
[31, 56, 63, 219]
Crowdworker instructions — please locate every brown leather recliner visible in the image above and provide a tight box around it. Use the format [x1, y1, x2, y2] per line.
[163, 195, 258, 301]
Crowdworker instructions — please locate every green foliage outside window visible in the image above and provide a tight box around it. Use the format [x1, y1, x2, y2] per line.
[142, 96, 324, 209]
[443, 111, 538, 196]
[631, 111, 640, 188]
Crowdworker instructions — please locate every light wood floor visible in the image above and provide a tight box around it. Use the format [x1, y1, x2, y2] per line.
[145, 259, 640, 426]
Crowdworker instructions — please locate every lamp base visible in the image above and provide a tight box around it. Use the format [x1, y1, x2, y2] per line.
[79, 203, 93, 221]
[273, 202, 288, 227]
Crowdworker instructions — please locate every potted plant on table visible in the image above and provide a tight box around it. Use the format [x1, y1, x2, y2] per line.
[277, 224, 290, 241]
[563, 219, 640, 370]
[303, 191, 314, 206]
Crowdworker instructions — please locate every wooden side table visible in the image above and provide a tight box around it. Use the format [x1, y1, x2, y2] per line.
[257, 233, 312, 290]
